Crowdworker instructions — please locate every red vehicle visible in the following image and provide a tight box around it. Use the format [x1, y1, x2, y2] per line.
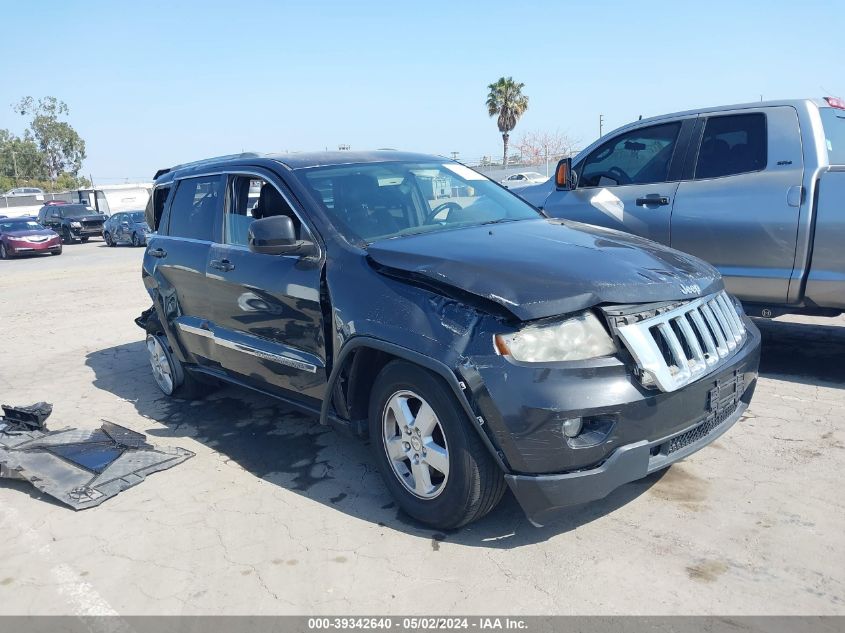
[0, 217, 62, 258]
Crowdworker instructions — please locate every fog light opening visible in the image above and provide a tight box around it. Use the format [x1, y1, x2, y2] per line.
[561, 417, 583, 438]
[564, 416, 617, 449]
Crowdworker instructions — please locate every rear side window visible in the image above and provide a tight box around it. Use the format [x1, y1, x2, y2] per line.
[820, 107, 845, 165]
[695, 113, 767, 179]
[167, 176, 224, 241]
[578, 122, 681, 188]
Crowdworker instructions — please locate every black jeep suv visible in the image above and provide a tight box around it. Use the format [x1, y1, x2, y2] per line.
[37, 203, 106, 243]
[138, 151, 760, 528]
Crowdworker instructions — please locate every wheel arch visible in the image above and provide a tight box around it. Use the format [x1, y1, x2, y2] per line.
[320, 337, 510, 473]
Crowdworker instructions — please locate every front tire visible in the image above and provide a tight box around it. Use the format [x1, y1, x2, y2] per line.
[368, 360, 506, 529]
[104, 232, 115, 247]
[80, 236, 89, 243]
[0, 243, 8, 259]
[131, 232, 141, 247]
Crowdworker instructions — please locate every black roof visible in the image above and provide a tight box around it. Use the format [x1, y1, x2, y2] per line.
[155, 150, 448, 181]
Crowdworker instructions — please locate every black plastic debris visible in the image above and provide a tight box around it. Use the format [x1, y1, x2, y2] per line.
[0, 403, 193, 509]
[1, 402, 53, 431]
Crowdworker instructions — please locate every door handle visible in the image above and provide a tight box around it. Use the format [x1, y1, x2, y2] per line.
[636, 195, 670, 207]
[149, 247, 167, 258]
[210, 258, 235, 272]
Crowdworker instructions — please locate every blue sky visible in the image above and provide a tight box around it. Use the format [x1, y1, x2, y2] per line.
[1, 0, 842, 182]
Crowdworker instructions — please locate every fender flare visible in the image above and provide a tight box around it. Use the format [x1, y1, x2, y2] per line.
[319, 336, 510, 473]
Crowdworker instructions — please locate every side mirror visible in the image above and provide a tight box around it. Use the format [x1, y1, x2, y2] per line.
[248, 215, 316, 257]
[555, 158, 576, 190]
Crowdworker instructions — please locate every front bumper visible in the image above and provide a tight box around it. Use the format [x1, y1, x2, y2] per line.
[462, 315, 761, 526]
[505, 389, 751, 526]
[6, 240, 62, 254]
[70, 225, 103, 237]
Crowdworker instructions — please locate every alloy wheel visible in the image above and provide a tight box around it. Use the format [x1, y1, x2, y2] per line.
[381, 390, 450, 499]
[146, 335, 174, 395]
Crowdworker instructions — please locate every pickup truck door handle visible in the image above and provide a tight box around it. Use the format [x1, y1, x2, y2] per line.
[210, 258, 235, 272]
[149, 247, 167, 258]
[636, 195, 670, 207]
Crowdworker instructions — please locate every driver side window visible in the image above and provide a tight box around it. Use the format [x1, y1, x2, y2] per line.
[578, 122, 681, 188]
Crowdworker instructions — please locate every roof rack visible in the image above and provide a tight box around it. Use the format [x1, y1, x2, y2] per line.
[154, 152, 263, 180]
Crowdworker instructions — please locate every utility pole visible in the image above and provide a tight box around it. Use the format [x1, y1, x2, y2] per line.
[599, 114, 605, 138]
[11, 149, 19, 185]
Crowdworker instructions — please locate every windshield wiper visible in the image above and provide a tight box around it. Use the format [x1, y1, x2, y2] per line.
[478, 218, 521, 226]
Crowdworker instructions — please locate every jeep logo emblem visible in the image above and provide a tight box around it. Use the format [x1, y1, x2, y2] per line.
[680, 284, 701, 296]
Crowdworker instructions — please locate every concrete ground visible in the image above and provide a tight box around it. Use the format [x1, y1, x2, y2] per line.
[0, 241, 842, 616]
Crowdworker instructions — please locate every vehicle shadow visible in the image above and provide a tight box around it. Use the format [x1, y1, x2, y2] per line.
[84, 340, 664, 549]
[755, 317, 845, 387]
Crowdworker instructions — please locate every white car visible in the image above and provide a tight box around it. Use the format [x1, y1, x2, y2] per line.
[500, 172, 547, 188]
[3, 187, 44, 199]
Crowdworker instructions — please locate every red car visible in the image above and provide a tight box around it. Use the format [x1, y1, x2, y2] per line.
[0, 217, 62, 259]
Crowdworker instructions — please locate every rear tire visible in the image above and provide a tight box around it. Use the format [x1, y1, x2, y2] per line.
[146, 333, 207, 399]
[368, 360, 506, 529]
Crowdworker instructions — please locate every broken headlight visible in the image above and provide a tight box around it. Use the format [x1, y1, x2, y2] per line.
[494, 311, 617, 362]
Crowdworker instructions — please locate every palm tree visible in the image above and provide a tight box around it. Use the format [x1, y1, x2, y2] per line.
[486, 77, 529, 168]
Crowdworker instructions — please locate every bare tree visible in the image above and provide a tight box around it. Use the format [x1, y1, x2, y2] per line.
[515, 130, 579, 173]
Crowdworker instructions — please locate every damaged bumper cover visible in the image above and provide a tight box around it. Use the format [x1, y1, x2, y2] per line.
[506, 392, 751, 526]
[465, 317, 761, 526]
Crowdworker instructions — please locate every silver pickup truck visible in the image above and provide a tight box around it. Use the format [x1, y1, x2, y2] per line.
[518, 98, 845, 318]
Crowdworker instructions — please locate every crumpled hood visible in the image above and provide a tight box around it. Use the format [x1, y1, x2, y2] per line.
[366, 218, 723, 321]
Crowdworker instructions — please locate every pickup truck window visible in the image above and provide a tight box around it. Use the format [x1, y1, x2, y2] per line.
[820, 107, 845, 165]
[578, 122, 681, 188]
[695, 113, 767, 179]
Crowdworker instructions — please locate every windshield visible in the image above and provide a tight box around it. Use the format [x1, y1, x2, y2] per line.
[1, 220, 44, 232]
[128, 211, 146, 223]
[61, 206, 97, 218]
[297, 161, 541, 243]
[820, 107, 845, 165]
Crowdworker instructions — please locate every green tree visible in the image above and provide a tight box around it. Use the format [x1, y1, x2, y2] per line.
[14, 96, 87, 185]
[486, 77, 529, 168]
[0, 129, 47, 188]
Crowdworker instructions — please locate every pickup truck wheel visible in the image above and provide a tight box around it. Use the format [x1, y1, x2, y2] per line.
[369, 360, 506, 529]
[145, 333, 205, 399]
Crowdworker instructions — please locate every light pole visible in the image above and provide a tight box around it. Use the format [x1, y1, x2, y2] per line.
[599, 114, 605, 138]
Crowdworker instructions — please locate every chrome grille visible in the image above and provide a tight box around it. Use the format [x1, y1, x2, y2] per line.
[615, 290, 746, 392]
